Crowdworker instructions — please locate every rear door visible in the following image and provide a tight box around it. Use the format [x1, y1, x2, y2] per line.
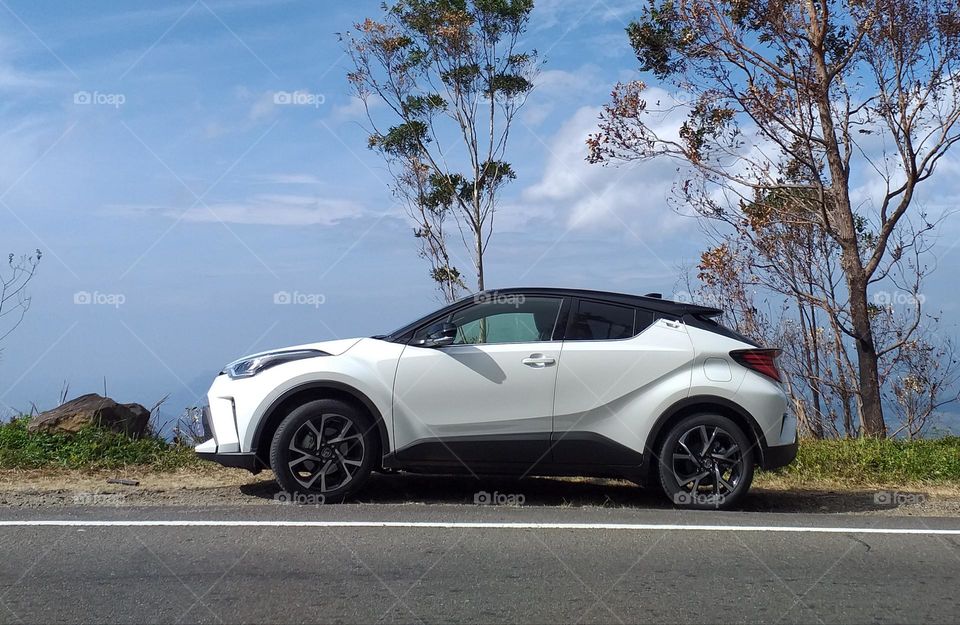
[552, 299, 695, 464]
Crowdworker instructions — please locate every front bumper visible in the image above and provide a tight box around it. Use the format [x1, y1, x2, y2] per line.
[196, 449, 264, 474]
[195, 437, 264, 473]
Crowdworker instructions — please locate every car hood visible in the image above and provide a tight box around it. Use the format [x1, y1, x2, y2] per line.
[233, 337, 363, 361]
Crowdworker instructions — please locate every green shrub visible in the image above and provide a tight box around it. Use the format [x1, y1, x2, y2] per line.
[768, 436, 960, 484]
[0, 417, 201, 470]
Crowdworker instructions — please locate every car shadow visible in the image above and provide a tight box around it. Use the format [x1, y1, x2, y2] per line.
[238, 472, 915, 514]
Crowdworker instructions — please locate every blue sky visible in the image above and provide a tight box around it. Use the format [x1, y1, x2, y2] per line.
[1, 0, 959, 424]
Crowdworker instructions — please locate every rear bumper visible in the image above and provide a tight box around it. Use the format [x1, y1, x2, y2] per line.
[196, 450, 264, 473]
[759, 439, 798, 470]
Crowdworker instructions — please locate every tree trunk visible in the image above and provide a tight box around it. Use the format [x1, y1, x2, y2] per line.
[842, 255, 887, 437]
[474, 204, 485, 292]
[809, 31, 887, 439]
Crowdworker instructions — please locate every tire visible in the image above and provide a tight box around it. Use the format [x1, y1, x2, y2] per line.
[269, 398, 378, 503]
[657, 413, 754, 510]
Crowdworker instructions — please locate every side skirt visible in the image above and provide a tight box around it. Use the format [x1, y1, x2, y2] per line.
[382, 431, 648, 483]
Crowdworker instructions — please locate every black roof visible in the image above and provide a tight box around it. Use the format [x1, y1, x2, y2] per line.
[479, 287, 722, 317]
[382, 287, 722, 341]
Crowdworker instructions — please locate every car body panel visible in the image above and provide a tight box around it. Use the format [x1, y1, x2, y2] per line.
[552, 319, 695, 460]
[392, 341, 561, 461]
[197, 288, 796, 485]
[204, 337, 402, 454]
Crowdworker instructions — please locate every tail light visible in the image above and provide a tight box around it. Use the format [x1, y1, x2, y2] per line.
[730, 348, 782, 382]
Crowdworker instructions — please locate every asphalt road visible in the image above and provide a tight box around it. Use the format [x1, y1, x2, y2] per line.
[1, 505, 959, 625]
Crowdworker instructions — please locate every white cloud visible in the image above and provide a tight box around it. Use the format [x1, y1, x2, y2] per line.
[248, 90, 278, 121]
[330, 96, 375, 123]
[532, 0, 639, 31]
[108, 194, 367, 226]
[521, 65, 604, 127]
[521, 100, 694, 233]
[251, 173, 322, 185]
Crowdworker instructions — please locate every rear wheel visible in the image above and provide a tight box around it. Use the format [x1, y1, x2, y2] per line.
[657, 413, 754, 510]
[270, 398, 377, 503]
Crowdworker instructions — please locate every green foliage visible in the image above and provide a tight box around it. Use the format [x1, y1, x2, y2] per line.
[626, 0, 692, 80]
[369, 120, 431, 157]
[347, 0, 537, 298]
[0, 417, 201, 471]
[768, 436, 960, 484]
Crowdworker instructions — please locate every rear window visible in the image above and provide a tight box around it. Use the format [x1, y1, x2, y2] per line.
[567, 300, 636, 340]
[685, 314, 759, 347]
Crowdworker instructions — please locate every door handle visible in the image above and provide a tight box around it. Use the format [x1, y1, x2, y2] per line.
[522, 354, 556, 367]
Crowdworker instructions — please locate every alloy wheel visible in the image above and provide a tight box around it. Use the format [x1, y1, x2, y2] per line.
[670, 424, 745, 500]
[287, 413, 366, 492]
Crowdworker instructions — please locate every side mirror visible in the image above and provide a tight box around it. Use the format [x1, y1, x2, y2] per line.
[421, 322, 457, 347]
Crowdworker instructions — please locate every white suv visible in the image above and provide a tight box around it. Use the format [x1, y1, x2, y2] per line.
[196, 288, 797, 509]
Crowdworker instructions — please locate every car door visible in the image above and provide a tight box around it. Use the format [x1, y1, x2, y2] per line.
[392, 295, 565, 470]
[552, 298, 695, 464]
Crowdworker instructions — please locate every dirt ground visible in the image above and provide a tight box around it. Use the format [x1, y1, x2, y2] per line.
[2, 467, 959, 516]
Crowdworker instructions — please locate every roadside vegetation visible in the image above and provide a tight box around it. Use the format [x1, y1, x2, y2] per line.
[762, 436, 960, 488]
[0, 417, 200, 471]
[3, 414, 958, 488]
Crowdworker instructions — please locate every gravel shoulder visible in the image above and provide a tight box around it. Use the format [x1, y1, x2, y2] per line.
[2, 467, 959, 516]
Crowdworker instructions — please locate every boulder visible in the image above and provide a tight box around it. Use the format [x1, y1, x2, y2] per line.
[28, 393, 151, 438]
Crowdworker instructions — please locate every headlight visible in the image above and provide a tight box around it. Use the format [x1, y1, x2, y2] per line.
[222, 349, 327, 379]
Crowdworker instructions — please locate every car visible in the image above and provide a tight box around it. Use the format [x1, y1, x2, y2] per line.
[195, 287, 797, 509]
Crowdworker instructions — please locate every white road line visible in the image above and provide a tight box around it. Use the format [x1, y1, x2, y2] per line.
[0, 520, 958, 535]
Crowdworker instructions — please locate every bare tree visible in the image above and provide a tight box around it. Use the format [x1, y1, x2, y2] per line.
[343, 0, 538, 300]
[0, 250, 41, 349]
[589, 0, 960, 436]
[689, 197, 955, 439]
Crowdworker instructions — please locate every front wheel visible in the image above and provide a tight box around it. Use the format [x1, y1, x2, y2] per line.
[270, 399, 378, 503]
[657, 414, 754, 510]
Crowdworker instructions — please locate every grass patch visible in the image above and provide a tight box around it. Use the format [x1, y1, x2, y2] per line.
[3, 414, 960, 486]
[0, 417, 202, 471]
[760, 436, 960, 486]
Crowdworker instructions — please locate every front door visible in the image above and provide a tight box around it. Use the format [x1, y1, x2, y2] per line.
[392, 296, 565, 471]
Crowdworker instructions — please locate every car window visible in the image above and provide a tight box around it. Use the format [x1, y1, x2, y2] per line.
[420, 297, 562, 345]
[567, 300, 637, 340]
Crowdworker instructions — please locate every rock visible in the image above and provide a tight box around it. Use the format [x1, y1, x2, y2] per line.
[28, 393, 151, 438]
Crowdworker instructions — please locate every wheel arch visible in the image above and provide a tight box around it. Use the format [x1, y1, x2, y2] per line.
[251, 381, 390, 469]
[642, 395, 766, 479]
